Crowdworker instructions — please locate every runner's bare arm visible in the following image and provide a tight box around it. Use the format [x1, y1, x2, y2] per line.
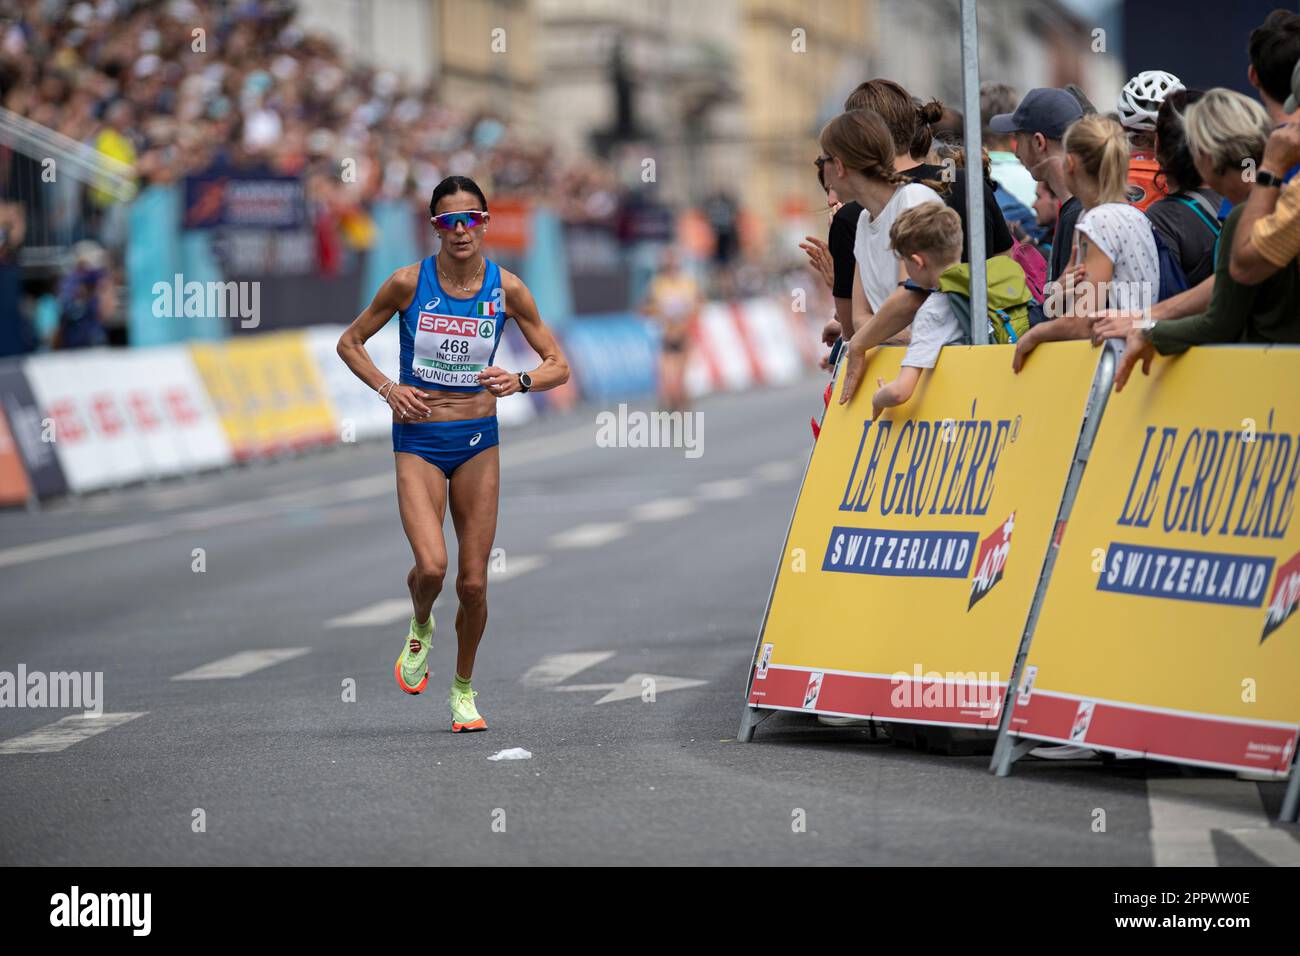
[337, 264, 430, 418]
[478, 269, 570, 396]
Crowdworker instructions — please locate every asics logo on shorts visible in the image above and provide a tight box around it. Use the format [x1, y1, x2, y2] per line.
[469, 433, 482, 446]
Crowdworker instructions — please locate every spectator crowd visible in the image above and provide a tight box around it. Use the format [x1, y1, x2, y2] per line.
[0, 0, 626, 352]
[804, 8, 1300, 405]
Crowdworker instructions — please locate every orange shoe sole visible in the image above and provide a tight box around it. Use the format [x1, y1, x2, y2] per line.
[451, 718, 488, 733]
[394, 655, 428, 695]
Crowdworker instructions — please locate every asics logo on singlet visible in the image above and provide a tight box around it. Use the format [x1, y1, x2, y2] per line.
[424, 298, 441, 310]
[469, 433, 482, 446]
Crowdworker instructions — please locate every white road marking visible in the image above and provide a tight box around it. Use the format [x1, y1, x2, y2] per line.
[326, 558, 542, 628]
[1146, 777, 1297, 866]
[1223, 826, 1300, 866]
[631, 498, 696, 522]
[0, 421, 601, 570]
[171, 648, 310, 681]
[754, 459, 799, 482]
[0, 524, 167, 570]
[0, 712, 147, 754]
[491, 554, 546, 582]
[501, 424, 598, 466]
[521, 651, 615, 688]
[325, 599, 414, 629]
[696, 478, 752, 500]
[550, 522, 627, 550]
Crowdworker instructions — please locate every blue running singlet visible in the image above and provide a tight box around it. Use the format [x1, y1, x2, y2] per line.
[397, 256, 507, 393]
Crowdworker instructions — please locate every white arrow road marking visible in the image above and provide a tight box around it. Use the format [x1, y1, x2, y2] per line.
[550, 522, 627, 549]
[551, 674, 709, 704]
[0, 712, 148, 754]
[172, 648, 310, 681]
[631, 498, 696, 522]
[521, 651, 615, 688]
[696, 478, 752, 500]
[521, 655, 708, 703]
[1147, 777, 1300, 866]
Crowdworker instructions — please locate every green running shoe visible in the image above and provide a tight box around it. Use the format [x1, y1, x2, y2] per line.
[394, 616, 433, 695]
[449, 685, 487, 732]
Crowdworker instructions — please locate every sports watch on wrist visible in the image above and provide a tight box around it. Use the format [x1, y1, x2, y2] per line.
[518, 371, 533, 393]
[1256, 169, 1285, 188]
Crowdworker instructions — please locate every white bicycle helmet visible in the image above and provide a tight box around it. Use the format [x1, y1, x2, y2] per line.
[1117, 70, 1185, 131]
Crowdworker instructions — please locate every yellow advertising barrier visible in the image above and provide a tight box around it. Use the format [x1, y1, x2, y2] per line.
[997, 346, 1300, 780]
[739, 341, 1101, 734]
[189, 331, 338, 461]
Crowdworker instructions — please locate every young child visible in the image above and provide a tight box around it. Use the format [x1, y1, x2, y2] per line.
[870, 202, 964, 420]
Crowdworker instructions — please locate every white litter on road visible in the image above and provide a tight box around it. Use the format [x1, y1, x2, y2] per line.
[488, 748, 533, 761]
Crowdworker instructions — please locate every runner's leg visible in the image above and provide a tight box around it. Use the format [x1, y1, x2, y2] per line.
[447, 444, 500, 679]
[395, 452, 449, 623]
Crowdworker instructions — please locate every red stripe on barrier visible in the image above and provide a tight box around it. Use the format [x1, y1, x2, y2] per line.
[689, 319, 725, 391]
[747, 666, 1005, 729]
[728, 301, 766, 385]
[1008, 691, 1297, 775]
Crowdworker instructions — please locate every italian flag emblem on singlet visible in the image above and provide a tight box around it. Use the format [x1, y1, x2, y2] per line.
[476, 301, 496, 317]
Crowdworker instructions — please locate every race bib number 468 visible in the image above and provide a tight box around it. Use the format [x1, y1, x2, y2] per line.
[412, 312, 497, 388]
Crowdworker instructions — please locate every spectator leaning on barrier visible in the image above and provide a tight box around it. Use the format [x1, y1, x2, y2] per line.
[801, 146, 858, 354]
[817, 109, 948, 405]
[847, 78, 1015, 263]
[981, 82, 1043, 245]
[1115, 70, 1185, 211]
[1012, 114, 1160, 373]
[982, 83, 1038, 208]
[832, 80, 1022, 404]
[1091, 9, 1300, 336]
[870, 203, 965, 421]
[1142, 90, 1222, 289]
[1247, 10, 1300, 141]
[1032, 180, 1059, 260]
[1229, 58, 1300, 285]
[1109, 89, 1297, 391]
[990, 88, 1086, 284]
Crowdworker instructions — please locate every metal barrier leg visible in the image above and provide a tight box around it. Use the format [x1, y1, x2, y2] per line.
[736, 355, 837, 745]
[991, 734, 1038, 776]
[737, 706, 776, 743]
[1281, 761, 1300, 823]
[989, 343, 1119, 776]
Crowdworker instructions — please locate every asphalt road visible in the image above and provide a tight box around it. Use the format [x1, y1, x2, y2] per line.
[0, 376, 1295, 865]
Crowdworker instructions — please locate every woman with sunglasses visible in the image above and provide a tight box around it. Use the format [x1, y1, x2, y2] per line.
[337, 175, 569, 733]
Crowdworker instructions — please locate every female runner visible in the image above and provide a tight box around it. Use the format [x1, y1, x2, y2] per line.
[338, 175, 569, 732]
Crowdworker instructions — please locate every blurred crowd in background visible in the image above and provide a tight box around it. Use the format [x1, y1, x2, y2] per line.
[0, 0, 644, 352]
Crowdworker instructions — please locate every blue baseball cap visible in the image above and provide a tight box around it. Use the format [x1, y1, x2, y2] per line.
[989, 88, 1084, 141]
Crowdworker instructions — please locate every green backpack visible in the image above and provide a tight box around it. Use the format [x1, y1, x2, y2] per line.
[937, 257, 1035, 345]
